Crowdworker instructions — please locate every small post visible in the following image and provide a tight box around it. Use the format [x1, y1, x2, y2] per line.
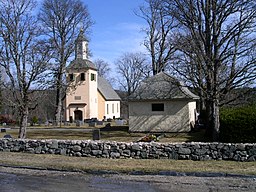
[92, 129, 100, 140]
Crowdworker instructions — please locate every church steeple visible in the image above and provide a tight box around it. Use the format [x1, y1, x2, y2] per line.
[75, 28, 89, 60]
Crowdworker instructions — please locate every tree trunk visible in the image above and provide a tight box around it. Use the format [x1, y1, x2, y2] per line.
[211, 100, 220, 141]
[55, 87, 62, 126]
[205, 99, 220, 141]
[19, 107, 28, 139]
[199, 90, 206, 114]
[55, 69, 63, 126]
[204, 99, 211, 138]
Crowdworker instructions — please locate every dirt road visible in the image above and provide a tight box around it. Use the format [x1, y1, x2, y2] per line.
[0, 167, 255, 192]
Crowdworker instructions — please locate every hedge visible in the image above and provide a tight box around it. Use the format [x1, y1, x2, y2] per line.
[220, 104, 256, 143]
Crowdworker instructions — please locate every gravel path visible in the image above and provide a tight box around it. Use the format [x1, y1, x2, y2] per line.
[0, 166, 255, 192]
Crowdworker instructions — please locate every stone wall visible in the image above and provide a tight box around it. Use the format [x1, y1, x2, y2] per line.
[0, 139, 255, 161]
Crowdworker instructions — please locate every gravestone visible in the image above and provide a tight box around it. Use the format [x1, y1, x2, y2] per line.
[4, 134, 12, 138]
[89, 122, 96, 127]
[96, 121, 103, 126]
[92, 129, 100, 140]
[1, 128, 6, 133]
[76, 121, 81, 127]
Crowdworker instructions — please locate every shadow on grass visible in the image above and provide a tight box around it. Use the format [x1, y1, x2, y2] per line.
[1, 126, 208, 143]
[158, 129, 209, 143]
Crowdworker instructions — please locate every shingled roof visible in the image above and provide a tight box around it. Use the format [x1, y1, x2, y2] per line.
[98, 76, 121, 101]
[129, 72, 199, 101]
[66, 58, 97, 72]
[76, 29, 88, 42]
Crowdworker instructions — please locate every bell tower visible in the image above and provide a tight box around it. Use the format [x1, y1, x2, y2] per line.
[75, 28, 89, 60]
[65, 28, 98, 122]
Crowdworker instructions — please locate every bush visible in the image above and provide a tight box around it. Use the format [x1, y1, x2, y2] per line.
[0, 115, 16, 125]
[30, 116, 38, 126]
[220, 104, 256, 143]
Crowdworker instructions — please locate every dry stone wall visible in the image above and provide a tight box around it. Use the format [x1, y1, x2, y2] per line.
[0, 139, 255, 161]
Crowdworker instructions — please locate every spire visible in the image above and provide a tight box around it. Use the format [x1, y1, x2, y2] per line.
[75, 28, 89, 59]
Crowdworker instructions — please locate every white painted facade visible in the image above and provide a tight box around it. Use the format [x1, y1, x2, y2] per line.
[105, 101, 120, 119]
[129, 100, 197, 132]
[128, 72, 199, 133]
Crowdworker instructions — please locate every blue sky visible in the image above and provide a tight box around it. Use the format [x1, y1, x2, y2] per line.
[85, 0, 147, 65]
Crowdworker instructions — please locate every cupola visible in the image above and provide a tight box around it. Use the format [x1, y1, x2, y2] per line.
[75, 28, 89, 60]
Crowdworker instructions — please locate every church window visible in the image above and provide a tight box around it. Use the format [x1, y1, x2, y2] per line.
[112, 104, 114, 113]
[69, 74, 74, 81]
[107, 104, 109, 114]
[91, 73, 96, 81]
[81, 73, 85, 81]
[152, 103, 164, 111]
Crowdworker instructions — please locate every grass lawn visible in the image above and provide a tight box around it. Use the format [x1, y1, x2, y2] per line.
[0, 127, 207, 142]
[0, 152, 255, 176]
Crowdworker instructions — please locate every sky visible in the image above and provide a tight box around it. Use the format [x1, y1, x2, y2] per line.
[85, 0, 147, 66]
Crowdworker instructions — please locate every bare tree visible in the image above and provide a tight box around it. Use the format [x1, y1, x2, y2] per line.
[137, 0, 177, 75]
[164, 0, 256, 140]
[115, 52, 150, 96]
[39, 0, 93, 125]
[172, 35, 207, 113]
[0, 66, 4, 112]
[0, 0, 52, 138]
[94, 59, 111, 79]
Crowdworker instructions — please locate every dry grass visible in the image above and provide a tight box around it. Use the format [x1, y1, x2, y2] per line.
[0, 127, 206, 142]
[0, 152, 255, 175]
[0, 129, 144, 142]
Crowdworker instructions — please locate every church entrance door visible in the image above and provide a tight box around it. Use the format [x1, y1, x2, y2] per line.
[74, 110, 83, 121]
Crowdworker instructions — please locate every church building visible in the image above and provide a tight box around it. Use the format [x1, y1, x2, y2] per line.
[64, 30, 121, 122]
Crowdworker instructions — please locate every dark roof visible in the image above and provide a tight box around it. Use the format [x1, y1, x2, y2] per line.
[98, 76, 121, 101]
[66, 58, 97, 71]
[129, 72, 199, 101]
[76, 28, 88, 42]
